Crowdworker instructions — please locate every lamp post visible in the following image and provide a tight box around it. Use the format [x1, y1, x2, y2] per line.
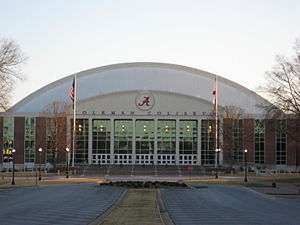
[38, 148, 42, 181]
[215, 148, 221, 179]
[11, 149, 16, 185]
[244, 149, 248, 182]
[66, 148, 70, 178]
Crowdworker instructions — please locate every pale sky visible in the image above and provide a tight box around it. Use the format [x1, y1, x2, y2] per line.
[1, 0, 299, 106]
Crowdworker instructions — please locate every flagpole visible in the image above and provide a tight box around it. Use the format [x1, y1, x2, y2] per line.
[215, 76, 218, 169]
[72, 74, 77, 167]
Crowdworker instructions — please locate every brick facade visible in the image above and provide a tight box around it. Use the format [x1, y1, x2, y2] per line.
[222, 118, 233, 165]
[36, 117, 47, 164]
[244, 119, 254, 163]
[0, 117, 3, 163]
[265, 119, 275, 165]
[14, 117, 25, 164]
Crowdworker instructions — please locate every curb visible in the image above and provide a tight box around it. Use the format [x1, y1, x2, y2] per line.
[155, 189, 175, 225]
[88, 188, 127, 225]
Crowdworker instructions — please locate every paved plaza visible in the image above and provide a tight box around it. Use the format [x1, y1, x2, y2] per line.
[0, 183, 123, 225]
[1, 175, 300, 225]
[161, 185, 300, 225]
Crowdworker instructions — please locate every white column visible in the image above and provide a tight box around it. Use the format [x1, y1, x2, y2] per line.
[175, 118, 180, 165]
[197, 119, 202, 165]
[154, 119, 158, 165]
[110, 119, 114, 164]
[88, 118, 93, 165]
[132, 119, 136, 164]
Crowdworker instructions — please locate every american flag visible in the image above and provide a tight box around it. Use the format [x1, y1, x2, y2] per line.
[69, 78, 75, 103]
[213, 76, 217, 105]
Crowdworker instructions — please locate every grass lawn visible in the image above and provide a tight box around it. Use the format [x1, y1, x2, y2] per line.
[100, 189, 162, 225]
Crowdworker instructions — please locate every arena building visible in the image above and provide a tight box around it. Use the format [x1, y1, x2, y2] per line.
[1, 62, 299, 171]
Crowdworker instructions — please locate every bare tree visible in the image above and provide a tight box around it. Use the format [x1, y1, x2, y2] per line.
[0, 38, 27, 110]
[258, 38, 300, 146]
[209, 105, 247, 167]
[43, 101, 70, 169]
[258, 38, 300, 117]
[220, 105, 247, 167]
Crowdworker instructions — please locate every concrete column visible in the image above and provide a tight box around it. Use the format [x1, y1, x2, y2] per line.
[110, 119, 114, 164]
[175, 118, 180, 165]
[132, 118, 136, 164]
[88, 118, 93, 165]
[197, 119, 202, 165]
[154, 119, 158, 165]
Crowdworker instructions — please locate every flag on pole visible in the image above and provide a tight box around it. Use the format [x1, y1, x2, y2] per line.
[69, 78, 75, 105]
[213, 76, 217, 107]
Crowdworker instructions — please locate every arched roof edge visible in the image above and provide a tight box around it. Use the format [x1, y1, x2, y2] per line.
[7, 62, 270, 113]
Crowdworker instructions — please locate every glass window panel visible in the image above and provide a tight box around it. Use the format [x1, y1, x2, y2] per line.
[201, 120, 215, 165]
[92, 120, 110, 155]
[114, 120, 133, 154]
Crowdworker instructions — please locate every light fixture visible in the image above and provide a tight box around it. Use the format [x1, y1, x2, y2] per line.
[208, 125, 212, 133]
[186, 125, 190, 132]
[165, 125, 169, 132]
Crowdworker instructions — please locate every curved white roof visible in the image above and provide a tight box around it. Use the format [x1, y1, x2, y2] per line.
[8, 62, 269, 114]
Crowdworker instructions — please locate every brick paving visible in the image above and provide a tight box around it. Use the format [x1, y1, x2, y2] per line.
[0, 183, 123, 225]
[161, 185, 300, 225]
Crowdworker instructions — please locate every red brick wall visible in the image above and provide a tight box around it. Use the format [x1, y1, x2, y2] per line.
[297, 119, 300, 167]
[244, 119, 254, 163]
[14, 117, 25, 164]
[265, 119, 275, 165]
[57, 117, 67, 163]
[222, 118, 233, 165]
[287, 119, 300, 167]
[36, 117, 46, 164]
[0, 117, 3, 163]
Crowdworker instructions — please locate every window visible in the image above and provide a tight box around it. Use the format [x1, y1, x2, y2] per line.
[255, 120, 265, 164]
[24, 117, 35, 163]
[135, 120, 154, 155]
[179, 120, 197, 155]
[3, 117, 14, 163]
[276, 120, 286, 165]
[114, 120, 133, 154]
[157, 120, 176, 155]
[201, 120, 215, 165]
[92, 120, 111, 154]
[71, 119, 89, 164]
[135, 120, 154, 164]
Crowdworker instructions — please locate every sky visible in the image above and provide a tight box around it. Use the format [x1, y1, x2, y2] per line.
[1, 0, 300, 106]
